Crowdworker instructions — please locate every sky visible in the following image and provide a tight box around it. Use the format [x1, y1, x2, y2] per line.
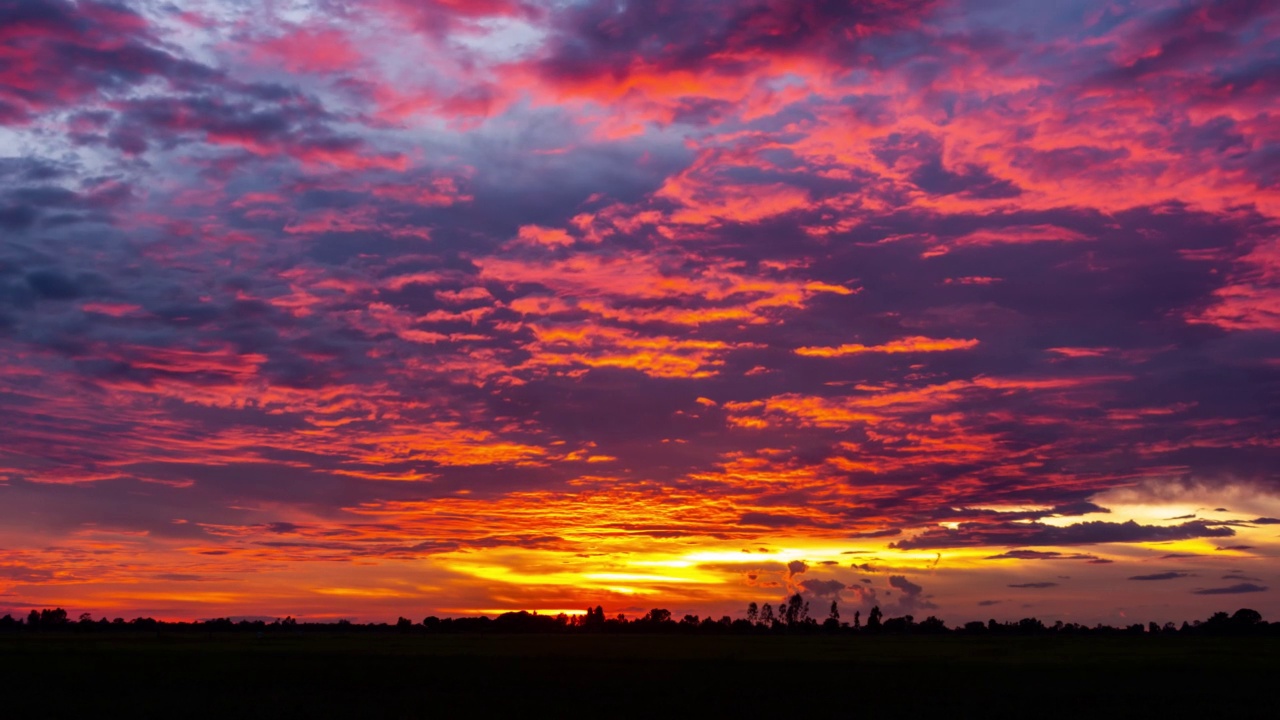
[1, 0, 1278, 626]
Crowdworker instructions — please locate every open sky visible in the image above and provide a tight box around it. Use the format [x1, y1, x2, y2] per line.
[1, 0, 1278, 625]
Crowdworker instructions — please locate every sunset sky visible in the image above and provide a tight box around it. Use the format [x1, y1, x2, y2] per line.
[1, 0, 1278, 626]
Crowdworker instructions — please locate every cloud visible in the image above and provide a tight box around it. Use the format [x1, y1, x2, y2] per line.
[1008, 582, 1059, 589]
[888, 575, 922, 595]
[1052, 502, 1111, 517]
[893, 520, 1236, 550]
[795, 336, 979, 357]
[739, 512, 830, 529]
[985, 550, 1107, 563]
[885, 575, 936, 614]
[1192, 584, 1269, 595]
[799, 579, 846, 599]
[848, 529, 902, 539]
[1128, 572, 1192, 581]
[0, 0, 212, 123]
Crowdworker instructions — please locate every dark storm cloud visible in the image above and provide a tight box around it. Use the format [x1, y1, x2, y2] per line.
[0, 205, 37, 231]
[535, 0, 937, 84]
[0, 0, 213, 121]
[25, 270, 85, 300]
[1090, 0, 1279, 87]
[0, 174, 135, 236]
[112, 91, 403, 169]
[911, 158, 1021, 199]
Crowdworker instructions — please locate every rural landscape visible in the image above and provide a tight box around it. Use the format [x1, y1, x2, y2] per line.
[3, 604, 1278, 715]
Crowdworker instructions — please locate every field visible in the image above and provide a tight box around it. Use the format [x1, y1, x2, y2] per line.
[2, 633, 1277, 718]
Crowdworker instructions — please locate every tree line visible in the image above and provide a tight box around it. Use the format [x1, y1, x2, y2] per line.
[2, 596, 1275, 636]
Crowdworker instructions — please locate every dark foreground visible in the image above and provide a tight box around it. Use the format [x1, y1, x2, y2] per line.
[3, 633, 1277, 718]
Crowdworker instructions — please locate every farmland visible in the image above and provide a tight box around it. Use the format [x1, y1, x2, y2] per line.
[3, 632, 1276, 717]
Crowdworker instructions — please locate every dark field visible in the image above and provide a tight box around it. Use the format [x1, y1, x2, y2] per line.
[3, 633, 1277, 718]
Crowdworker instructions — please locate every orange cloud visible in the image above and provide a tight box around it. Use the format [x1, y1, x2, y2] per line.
[796, 336, 979, 357]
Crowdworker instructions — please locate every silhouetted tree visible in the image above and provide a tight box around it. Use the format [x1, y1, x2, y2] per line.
[783, 593, 810, 627]
[882, 615, 914, 633]
[820, 600, 839, 631]
[27, 608, 69, 629]
[759, 603, 775, 627]
[583, 605, 605, 630]
[1017, 617, 1045, 634]
[1202, 611, 1231, 632]
[642, 608, 672, 625]
[866, 605, 883, 631]
[918, 616, 947, 634]
[4, 601, 1264, 638]
[1231, 608, 1263, 628]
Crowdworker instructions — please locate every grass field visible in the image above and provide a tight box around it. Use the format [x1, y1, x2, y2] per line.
[2, 633, 1277, 718]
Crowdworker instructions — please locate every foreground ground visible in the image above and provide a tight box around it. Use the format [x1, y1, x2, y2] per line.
[2, 633, 1276, 718]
